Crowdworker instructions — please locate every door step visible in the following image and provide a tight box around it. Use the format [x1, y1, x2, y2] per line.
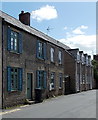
[25, 99, 35, 104]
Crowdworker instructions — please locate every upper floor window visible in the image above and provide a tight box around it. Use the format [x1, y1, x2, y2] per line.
[11, 31, 18, 51]
[7, 27, 22, 53]
[86, 56, 88, 65]
[88, 57, 91, 65]
[50, 47, 54, 62]
[36, 70, 47, 89]
[82, 54, 84, 63]
[7, 67, 23, 92]
[77, 51, 80, 61]
[36, 40, 46, 60]
[58, 51, 62, 64]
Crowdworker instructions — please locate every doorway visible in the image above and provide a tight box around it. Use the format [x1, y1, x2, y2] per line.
[65, 76, 70, 95]
[27, 73, 32, 100]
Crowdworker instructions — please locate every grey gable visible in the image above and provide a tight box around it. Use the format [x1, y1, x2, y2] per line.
[0, 10, 70, 50]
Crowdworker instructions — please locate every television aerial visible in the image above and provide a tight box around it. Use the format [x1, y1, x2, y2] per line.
[46, 26, 54, 35]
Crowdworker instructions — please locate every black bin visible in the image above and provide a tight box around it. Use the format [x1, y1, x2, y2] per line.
[35, 88, 43, 103]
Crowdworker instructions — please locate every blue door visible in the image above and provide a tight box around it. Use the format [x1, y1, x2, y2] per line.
[27, 73, 32, 100]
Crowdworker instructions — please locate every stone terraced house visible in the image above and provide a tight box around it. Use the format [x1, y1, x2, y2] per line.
[64, 49, 93, 94]
[0, 10, 93, 108]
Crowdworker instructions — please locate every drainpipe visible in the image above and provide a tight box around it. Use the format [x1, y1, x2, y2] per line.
[2, 18, 4, 109]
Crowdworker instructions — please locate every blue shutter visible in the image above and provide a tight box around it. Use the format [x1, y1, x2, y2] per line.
[59, 73, 60, 87]
[18, 68, 23, 91]
[36, 40, 39, 58]
[61, 52, 62, 64]
[36, 71, 40, 88]
[44, 71, 47, 89]
[7, 27, 11, 51]
[7, 67, 11, 91]
[53, 73, 55, 89]
[18, 33, 22, 53]
[43, 43, 46, 60]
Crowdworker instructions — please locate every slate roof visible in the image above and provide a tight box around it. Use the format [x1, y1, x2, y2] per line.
[0, 10, 70, 50]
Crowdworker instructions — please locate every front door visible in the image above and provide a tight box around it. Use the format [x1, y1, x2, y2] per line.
[65, 76, 70, 95]
[27, 73, 32, 100]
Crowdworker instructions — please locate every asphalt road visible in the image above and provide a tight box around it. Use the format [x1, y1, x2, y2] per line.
[2, 90, 96, 118]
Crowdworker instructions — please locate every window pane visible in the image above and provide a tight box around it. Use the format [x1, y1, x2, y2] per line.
[11, 38, 14, 42]
[11, 74, 14, 78]
[11, 68, 14, 72]
[11, 79, 14, 90]
[11, 38, 14, 50]
[14, 33, 17, 37]
[15, 39, 17, 43]
[14, 38, 17, 51]
[11, 41, 13, 46]
[15, 74, 18, 89]
[11, 31, 13, 36]
[15, 69, 17, 72]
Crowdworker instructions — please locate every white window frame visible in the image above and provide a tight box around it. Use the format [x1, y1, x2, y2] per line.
[86, 56, 88, 65]
[50, 72, 55, 90]
[10, 30, 18, 52]
[77, 51, 80, 61]
[58, 51, 62, 64]
[50, 47, 54, 62]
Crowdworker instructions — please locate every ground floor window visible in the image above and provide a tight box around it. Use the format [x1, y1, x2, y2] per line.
[50, 72, 55, 90]
[59, 73, 63, 88]
[7, 67, 23, 91]
[83, 75, 85, 84]
[36, 70, 47, 89]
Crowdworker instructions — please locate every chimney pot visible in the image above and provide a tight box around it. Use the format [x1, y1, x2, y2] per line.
[21, 11, 24, 14]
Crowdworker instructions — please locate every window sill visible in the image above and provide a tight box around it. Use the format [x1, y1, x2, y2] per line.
[59, 87, 62, 90]
[49, 88, 55, 91]
[8, 90, 19, 93]
[37, 57, 45, 61]
[51, 61, 55, 64]
[58, 63, 62, 65]
[35, 87, 46, 90]
[8, 51, 21, 55]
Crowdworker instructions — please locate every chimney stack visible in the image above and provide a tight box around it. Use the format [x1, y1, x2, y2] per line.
[19, 11, 30, 26]
[94, 55, 98, 61]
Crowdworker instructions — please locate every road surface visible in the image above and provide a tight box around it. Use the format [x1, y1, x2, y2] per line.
[1, 90, 96, 118]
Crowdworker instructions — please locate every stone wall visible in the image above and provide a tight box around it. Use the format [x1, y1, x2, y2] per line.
[0, 17, 2, 108]
[2, 22, 65, 108]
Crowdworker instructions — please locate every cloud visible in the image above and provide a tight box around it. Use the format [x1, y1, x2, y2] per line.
[31, 5, 58, 22]
[80, 25, 88, 29]
[59, 34, 96, 56]
[72, 25, 88, 35]
[64, 26, 67, 30]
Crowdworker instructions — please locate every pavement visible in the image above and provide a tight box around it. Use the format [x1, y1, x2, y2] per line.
[1, 90, 96, 118]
